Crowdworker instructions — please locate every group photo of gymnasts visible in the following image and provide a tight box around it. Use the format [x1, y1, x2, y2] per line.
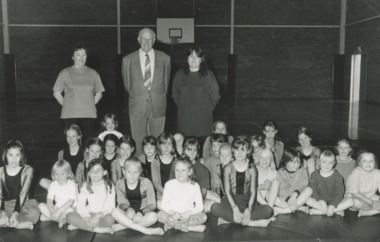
[1, 1, 380, 242]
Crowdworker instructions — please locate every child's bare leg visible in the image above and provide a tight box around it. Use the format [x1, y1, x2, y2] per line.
[295, 187, 313, 213]
[307, 198, 325, 215]
[111, 208, 163, 235]
[38, 203, 51, 221]
[39, 178, 52, 190]
[247, 219, 271, 227]
[266, 179, 280, 208]
[157, 200, 162, 210]
[204, 199, 216, 213]
[188, 225, 206, 232]
[138, 212, 158, 227]
[16, 222, 33, 230]
[58, 207, 74, 228]
[334, 197, 354, 216]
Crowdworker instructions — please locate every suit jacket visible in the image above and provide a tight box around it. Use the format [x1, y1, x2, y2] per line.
[122, 49, 171, 118]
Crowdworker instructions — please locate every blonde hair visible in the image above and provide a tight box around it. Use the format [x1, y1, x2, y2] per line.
[51, 160, 75, 181]
[124, 157, 143, 172]
[257, 147, 276, 170]
[219, 143, 233, 155]
[319, 150, 336, 165]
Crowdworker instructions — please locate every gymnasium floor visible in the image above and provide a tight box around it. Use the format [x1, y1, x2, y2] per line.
[1, 98, 380, 242]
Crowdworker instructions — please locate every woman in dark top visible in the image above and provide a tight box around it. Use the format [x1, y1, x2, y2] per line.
[172, 47, 220, 138]
[211, 136, 273, 227]
[0, 140, 40, 230]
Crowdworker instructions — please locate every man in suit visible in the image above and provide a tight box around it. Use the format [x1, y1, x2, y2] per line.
[122, 28, 171, 156]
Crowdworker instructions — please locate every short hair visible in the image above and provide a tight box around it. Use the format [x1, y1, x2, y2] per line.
[73, 43, 87, 55]
[334, 137, 353, 156]
[119, 135, 136, 154]
[101, 113, 119, 129]
[103, 133, 119, 149]
[250, 134, 265, 149]
[142, 135, 157, 147]
[219, 143, 233, 154]
[279, 148, 303, 169]
[85, 137, 104, 151]
[174, 156, 196, 184]
[124, 157, 143, 172]
[232, 136, 252, 155]
[298, 126, 313, 139]
[356, 150, 378, 168]
[51, 160, 75, 181]
[210, 133, 228, 144]
[138, 28, 156, 39]
[319, 150, 336, 165]
[183, 136, 201, 162]
[64, 124, 83, 146]
[2, 139, 27, 166]
[157, 132, 176, 156]
[262, 120, 278, 131]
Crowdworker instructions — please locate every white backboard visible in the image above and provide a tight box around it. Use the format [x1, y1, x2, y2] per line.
[156, 18, 195, 44]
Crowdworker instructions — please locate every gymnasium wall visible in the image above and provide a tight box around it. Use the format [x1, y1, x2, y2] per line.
[345, 0, 380, 103]
[2, 0, 341, 99]
[0, 3, 4, 99]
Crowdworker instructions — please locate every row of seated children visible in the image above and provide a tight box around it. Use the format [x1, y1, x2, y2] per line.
[1, 119, 380, 234]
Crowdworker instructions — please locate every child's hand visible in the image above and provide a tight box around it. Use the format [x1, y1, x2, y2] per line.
[172, 213, 181, 221]
[259, 180, 271, 190]
[89, 215, 100, 228]
[9, 212, 19, 228]
[232, 206, 243, 224]
[241, 208, 251, 226]
[320, 201, 328, 215]
[327, 205, 335, 217]
[132, 212, 143, 223]
[51, 209, 62, 222]
[119, 203, 129, 211]
[180, 211, 192, 221]
[0, 211, 9, 226]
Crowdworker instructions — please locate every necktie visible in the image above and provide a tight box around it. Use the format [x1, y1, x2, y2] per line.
[143, 54, 152, 89]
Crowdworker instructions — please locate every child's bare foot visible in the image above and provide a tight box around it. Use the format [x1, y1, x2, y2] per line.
[274, 207, 291, 215]
[16, 222, 33, 230]
[335, 211, 344, 217]
[297, 206, 309, 214]
[146, 227, 164, 235]
[111, 224, 126, 232]
[358, 209, 380, 217]
[94, 227, 114, 234]
[309, 209, 325, 215]
[40, 215, 49, 222]
[217, 218, 229, 225]
[269, 216, 276, 221]
[58, 219, 66, 228]
[248, 219, 270, 227]
[188, 225, 206, 232]
[67, 225, 77, 230]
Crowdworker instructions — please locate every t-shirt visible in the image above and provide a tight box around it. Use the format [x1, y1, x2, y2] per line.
[47, 179, 77, 207]
[53, 66, 105, 118]
[346, 167, 380, 199]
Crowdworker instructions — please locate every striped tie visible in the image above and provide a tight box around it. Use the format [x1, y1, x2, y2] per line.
[143, 53, 152, 89]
